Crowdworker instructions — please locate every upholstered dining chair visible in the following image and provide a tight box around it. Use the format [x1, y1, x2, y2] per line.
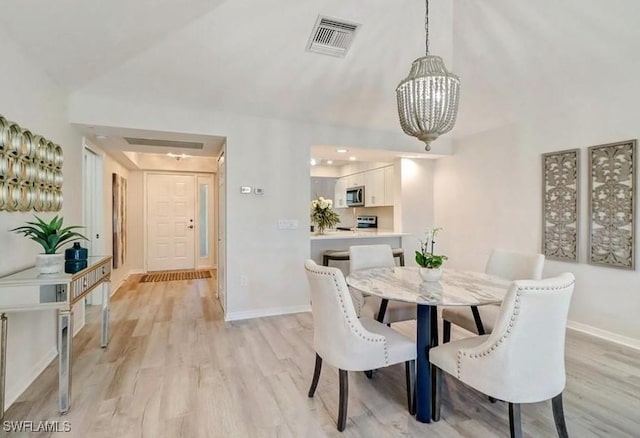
[349, 244, 416, 324]
[304, 260, 416, 431]
[430, 273, 575, 438]
[442, 249, 545, 342]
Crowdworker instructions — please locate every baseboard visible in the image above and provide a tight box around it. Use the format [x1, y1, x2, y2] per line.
[109, 269, 145, 297]
[5, 346, 58, 412]
[225, 304, 311, 322]
[73, 311, 85, 336]
[567, 320, 640, 351]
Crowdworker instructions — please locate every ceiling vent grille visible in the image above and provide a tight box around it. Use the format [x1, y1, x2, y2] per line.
[307, 16, 360, 57]
[124, 137, 204, 150]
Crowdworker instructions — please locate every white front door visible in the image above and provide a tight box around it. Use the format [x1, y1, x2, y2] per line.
[147, 174, 196, 271]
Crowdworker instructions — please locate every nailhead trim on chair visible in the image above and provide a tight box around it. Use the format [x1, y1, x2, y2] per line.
[308, 265, 389, 364]
[456, 280, 575, 378]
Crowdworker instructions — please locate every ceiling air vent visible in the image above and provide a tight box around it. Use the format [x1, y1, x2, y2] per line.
[306, 16, 360, 57]
[123, 137, 204, 150]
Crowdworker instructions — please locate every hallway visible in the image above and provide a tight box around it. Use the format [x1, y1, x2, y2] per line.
[3, 276, 640, 437]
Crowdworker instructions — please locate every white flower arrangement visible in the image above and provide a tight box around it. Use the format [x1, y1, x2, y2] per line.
[310, 197, 340, 234]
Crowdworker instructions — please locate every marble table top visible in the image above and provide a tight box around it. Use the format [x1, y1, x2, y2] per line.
[346, 267, 512, 306]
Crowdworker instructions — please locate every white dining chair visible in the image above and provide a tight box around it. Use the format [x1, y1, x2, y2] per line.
[304, 260, 416, 431]
[430, 273, 575, 438]
[349, 244, 417, 324]
[442, 249, 545, 341]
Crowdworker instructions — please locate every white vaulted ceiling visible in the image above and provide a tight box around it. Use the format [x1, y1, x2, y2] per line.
[0, 0, 451, 134]
[453, 0, 640, 137]
[1, 0, 640, 138]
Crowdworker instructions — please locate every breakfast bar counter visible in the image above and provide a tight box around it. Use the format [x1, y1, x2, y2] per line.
[310, 230, 408, 274]
[309, 229, 407, 240]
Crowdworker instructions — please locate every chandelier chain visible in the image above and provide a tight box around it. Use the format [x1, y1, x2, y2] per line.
[396, 0, 459, 151]
[425, 0, 429, 55]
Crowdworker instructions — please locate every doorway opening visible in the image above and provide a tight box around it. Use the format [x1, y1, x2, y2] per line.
[145, 172, 215, 272]
[82, 143, 105, 320]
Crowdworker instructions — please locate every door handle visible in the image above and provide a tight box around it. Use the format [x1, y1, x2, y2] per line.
[188, 225, 194, 229]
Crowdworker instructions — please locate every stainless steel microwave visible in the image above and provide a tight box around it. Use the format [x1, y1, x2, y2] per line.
[346, 186, 365, 207]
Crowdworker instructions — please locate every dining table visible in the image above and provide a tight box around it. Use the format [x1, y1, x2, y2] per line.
[346, 266, 511, 423]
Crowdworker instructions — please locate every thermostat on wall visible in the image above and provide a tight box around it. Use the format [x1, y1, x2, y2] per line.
[254, 188, 264, 195]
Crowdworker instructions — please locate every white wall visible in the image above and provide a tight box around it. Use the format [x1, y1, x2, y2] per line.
[0, 28, 84, 408]
[68, 93, 427, 320]
[84, 139, 141, 289]
[435, 116, 640, 345]
[395, 159, 436, 265]
[310, 166, 341, 178]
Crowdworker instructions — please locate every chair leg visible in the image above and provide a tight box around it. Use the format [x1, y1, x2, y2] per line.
[364, 370, 373, 379]
[432, 366, 442, 421]
[308, 353, 322, 397]
[470, 306, 486, 335]
[337, 369, 349, 431]
[376, 299, 389, 323]
[405, 360, 416, 415]
[443, 320, 451, 343]
[509, 403, 522, 438]
[552, 393, 569, 438]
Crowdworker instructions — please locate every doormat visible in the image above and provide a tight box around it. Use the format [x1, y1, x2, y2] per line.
[141, 270, 212, 282]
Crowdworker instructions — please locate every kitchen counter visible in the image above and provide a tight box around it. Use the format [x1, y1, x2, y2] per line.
[310, 230, 410, 275]
[309, 229, 407, 240]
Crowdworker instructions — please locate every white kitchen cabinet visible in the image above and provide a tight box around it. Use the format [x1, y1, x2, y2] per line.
[346, 173, 364, 188]
[383, 166, 395, 206]
[335, 165, 394, 208]
[364, 167, 385, 207]
[334, 177, 348, 208]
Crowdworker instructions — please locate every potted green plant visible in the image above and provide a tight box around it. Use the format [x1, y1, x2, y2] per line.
[11, 215, 87, 274]
[415, 227, 448, 281]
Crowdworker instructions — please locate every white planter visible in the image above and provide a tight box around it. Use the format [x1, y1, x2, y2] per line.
[419, 267, 442, 282]
[36, 253, 64, 274]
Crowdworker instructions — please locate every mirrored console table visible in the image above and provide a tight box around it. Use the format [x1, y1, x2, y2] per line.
[0, 256, 112, 418]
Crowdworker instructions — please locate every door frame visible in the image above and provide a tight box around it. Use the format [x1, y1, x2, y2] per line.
[217, 150, 226, 313]
[82, 140, 105, 310]
[143, 171, 216, 272]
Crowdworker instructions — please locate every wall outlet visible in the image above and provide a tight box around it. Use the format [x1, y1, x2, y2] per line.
[240, 275, 249, 287]
[278, 219, 299, 230]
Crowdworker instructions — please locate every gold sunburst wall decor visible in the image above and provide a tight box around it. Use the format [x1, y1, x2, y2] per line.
[0, 114, 63, 212]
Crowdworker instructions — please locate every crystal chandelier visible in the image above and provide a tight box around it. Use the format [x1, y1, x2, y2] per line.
[396, 0, 460, 151]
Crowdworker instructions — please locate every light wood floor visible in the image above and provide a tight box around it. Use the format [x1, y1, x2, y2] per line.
[3, 275, 640, 438]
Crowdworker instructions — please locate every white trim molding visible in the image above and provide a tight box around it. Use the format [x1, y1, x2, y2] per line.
[225, 305, 311, 322]
[110, 269, 145, 297]
[567, 320, 640, 351]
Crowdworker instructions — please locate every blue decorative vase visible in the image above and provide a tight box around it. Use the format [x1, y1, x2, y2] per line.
[65, 242, 88, 273]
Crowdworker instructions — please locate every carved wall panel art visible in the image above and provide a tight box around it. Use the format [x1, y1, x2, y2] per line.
[0, 113, 63, 212]
[542, 149, 579, 261]
[588, 140, 636, 269]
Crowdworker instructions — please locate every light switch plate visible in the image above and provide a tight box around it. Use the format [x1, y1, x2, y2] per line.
[278, 219, 299, 230]
[240, 186, 251, 194]
[254, 187, 264, 195]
